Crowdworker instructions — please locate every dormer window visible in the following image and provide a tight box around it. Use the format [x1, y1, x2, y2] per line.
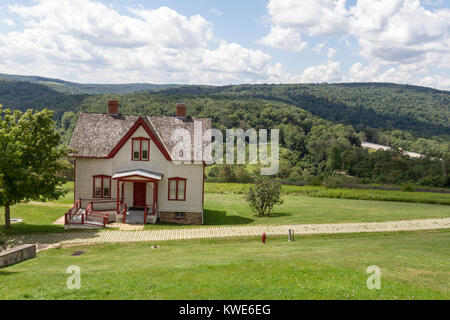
[132, 137, 150, 161]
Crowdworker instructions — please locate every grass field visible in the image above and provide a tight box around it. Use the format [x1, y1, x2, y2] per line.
[0, 230, 448, 299]
[2, 182, 450, 234]
[203, 193, 450, 226]
[0, 183, 74, 235]
[206, 183, 450, 205]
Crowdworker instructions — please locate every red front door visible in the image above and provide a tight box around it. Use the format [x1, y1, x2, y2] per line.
[133, 182, 146, 207]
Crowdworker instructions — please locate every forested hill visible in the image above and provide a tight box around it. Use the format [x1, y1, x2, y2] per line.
[0, 76, 448, 187]
[0, 80, 87, 119]
[0, 76, 448, 138]
[157, 83, 450, 137]
[0, 73, 180, 94]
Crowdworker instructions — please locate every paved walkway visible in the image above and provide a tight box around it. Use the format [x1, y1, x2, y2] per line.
[108, 222, 144, 231]
[10, 218, 450, 246]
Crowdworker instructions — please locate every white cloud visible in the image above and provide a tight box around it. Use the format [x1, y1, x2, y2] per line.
[423, 0, 443, 6]
[344, 61, 450, 90]
[415, 74, 450, 89]
[326, 48, 337, 60]
[350, 0, 450, 65]
[0, 0, 292, 84]
[209, 8, 223, 16]
[297, 61, 342, 83]
[258, 26, 307, 52]
[1, 0, 448, 89]
[1, 19, 15, 26]
[266, 0, 350, 36]
[313, 42, 326, 53]
[346, 62, 381, 82]
[262, 0, 450, 89]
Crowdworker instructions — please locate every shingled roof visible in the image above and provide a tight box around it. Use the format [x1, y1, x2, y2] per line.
[69, 112, 212, 162]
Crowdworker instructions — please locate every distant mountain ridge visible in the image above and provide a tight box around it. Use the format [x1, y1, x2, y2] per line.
[0, 73, 182, 94]
[0, 73, 448, 138]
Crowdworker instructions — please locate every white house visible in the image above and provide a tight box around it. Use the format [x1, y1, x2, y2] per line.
[66, 101, 211, 228]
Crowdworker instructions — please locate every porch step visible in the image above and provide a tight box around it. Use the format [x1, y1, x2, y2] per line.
[64, 223, 103, 230]
[146, 215, 157, 225]
[125, 211, 145, 224]
[124, 210, 158, 225]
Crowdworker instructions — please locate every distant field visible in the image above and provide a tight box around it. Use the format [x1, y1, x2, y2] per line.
[205, 183, 450, 205]
[0, 230, 448, 299]
[203, 194, 450, 226]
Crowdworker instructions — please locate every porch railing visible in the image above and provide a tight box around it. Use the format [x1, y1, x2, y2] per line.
[89, 200, 117, 212]
[85, 202, 109, 228]
[79, 198, 122, 210]
[144, 201, 157, 224]
[64, 200, 83, 225]
[120, 203, 127, 223]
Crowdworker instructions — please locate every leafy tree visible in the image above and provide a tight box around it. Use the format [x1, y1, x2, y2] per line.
[0, 106, 70, 229]
[245, 176, 283, 217]
[207, 165, 220, 178]
[327, 144, 343, 172]
[235, 165, 251, 183]
[218, 165, 236, 182]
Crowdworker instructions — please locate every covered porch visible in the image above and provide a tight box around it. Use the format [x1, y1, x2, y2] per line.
[113, 169, 163, 224]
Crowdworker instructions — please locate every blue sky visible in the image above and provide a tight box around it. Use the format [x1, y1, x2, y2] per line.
[0, 0, 449, 89]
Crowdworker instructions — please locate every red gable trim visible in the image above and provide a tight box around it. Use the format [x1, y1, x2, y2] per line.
[107, 117, 172, 161]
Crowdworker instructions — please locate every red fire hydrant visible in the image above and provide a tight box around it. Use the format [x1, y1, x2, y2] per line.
[262, 232, 266, 244]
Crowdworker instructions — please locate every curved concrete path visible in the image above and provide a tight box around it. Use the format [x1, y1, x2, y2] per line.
[10, 218, 450, 247]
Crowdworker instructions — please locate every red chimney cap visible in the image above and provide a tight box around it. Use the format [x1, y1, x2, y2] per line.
[108, 100, 119, 114]
[176, 103, 186, 117]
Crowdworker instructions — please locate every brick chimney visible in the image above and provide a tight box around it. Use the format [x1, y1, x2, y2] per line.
[108, 100, 119, 115]
[176, 103, 186, 117]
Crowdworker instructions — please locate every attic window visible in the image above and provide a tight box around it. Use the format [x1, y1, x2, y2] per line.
[132, 137, 150, 161]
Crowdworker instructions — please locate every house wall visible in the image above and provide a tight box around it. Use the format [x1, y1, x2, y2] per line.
[74, 125, 204, 220]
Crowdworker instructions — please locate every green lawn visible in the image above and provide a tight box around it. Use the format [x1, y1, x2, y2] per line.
[0, 230, 448, 299]
[203, 193, 450, 226]
[0, 182, 73, 235]
[2, 182, 450, 234]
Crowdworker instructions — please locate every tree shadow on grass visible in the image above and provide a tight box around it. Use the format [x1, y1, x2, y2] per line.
[1, 223, 101, 244]
[0, 270, 20, 276]
[0, 223, 65, 236]
[204, 209, 254, 226]
[256, 212, 293, 219]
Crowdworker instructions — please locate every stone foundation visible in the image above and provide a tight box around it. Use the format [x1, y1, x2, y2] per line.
[0, 244, 36, 268]
[159, 211, 203, 225]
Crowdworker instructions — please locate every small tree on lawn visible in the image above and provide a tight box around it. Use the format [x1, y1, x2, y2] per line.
[0, 106, 70, 230]
[245, 176, 283, 217]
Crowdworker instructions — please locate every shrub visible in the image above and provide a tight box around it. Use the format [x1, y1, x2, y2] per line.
[401, 184, 415, 192]
[418, 175, 444, 188]
[207, 166, 220, 178]
[287, 170, 302, 182]
[218, 165, 236, 182]
[0, 232, 13, 252]
[324, 175, 359, 189]
[245, 177, 283, 216]
[305, 175, 322, 186]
